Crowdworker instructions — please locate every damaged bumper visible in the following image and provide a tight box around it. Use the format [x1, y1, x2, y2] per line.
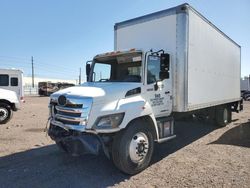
[48, 123, 103, 156]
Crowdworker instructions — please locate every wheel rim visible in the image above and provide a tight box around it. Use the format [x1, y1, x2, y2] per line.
[129, 132, 149, 163]
[223, 108, 228, 124]
[0, 107, 8, 121]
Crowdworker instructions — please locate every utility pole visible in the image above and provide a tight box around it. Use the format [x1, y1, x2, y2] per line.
[31, 56, 34, 88]
[79, 68, 81, 85]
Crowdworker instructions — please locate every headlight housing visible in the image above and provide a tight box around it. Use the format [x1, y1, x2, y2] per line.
[94, 113, 125, 129]
[48, 104, 52, 117]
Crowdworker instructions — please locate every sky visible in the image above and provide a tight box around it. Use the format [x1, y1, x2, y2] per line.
[0, 0, 249, 82]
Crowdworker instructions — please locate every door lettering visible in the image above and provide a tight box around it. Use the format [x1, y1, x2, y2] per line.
[150, 94, 164, 107]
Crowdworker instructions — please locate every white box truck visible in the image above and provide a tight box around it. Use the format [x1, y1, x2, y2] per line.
[0, 69, 24, 124]
[48, 3, 242, 174]
[0, 69, 24, 101]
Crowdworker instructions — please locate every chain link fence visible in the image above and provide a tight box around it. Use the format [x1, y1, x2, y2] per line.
[24, 85, 38, 95]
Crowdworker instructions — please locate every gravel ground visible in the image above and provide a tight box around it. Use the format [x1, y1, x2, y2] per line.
[0, 96, 249, 188]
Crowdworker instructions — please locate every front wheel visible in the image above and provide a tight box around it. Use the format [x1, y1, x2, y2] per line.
[0, 103, 12, 124]
[111, 119, 154, 175]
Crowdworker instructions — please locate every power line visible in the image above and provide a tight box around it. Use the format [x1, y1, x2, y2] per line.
[34, 60, 80, 72]
[0, 62, 77, 75]
[0, 55, 30, 61]
[0, 56, 81, 72]
[0, 58, 29, 64]
[0, 60, 78, 75]
[0, 62, 31, 68]
[0, 58, 78, 72]
[34, 73, 79, 80]
[35, 65, 77, 75]
[0, 55, 86, 81]
[0, 56, 79, 70]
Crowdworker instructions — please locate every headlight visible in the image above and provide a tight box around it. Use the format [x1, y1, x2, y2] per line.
[94, 113, 125, 129]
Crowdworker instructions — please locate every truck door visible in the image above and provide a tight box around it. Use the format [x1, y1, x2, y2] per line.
[9, 74, 20, 99]
[143, 52, 172, 117]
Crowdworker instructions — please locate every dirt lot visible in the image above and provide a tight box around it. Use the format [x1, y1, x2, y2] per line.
[0, 96, 249, 188]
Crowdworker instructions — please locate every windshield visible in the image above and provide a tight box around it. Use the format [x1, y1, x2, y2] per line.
[90, 53, 142, 82]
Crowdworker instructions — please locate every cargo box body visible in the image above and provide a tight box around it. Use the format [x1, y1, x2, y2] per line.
[115, 4, 241, 112]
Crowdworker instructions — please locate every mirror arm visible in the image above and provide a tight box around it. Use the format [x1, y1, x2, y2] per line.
[93, 72, 96, 82]
[154, 80, 160, 91]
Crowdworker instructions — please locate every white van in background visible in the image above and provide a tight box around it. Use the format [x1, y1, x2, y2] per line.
[0, 88, 20, 124]
[0, 69, 24, 102]
[0, 69, 24, 124]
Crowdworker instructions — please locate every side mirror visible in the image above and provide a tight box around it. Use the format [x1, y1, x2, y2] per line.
[154, 80, 164, 91]
[159, 71, 169, 80]
[160, 53, 170, 80]
[86, 63, 91, 81]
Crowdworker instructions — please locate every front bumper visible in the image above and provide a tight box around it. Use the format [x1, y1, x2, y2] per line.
[48, 123, 102, 156]
[12, 102, 20, 111]
[50, 119, 86, 132]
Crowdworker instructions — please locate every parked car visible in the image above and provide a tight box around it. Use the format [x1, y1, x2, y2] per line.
[242, 91, 250, 101]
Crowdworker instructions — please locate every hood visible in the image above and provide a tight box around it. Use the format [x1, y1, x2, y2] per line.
[51, 82, 142, 103]
[0, 88, 19, 103]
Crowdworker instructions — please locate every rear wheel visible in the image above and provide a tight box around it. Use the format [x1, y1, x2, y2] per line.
[0, 103, 12, 124]
[215, 105, 231, 127]
[111, 119, 154, 175]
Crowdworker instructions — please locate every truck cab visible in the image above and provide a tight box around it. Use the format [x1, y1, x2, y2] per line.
[88, 49, 172, 117]
[0, 69, 24, 102]
[48, 49, 175, 174]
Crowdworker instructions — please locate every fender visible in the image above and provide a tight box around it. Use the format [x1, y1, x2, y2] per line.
[87, 95, 160, 138]
[116, 96, 160, 139]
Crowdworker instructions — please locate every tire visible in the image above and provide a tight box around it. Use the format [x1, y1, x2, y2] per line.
[111, 119, 154, 175]
[0, 103, 12, 124]
[215, 105, 230, 127]
[227, 107, 232, 123]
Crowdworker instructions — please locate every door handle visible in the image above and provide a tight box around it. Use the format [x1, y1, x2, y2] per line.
[165, 91, 170, 94]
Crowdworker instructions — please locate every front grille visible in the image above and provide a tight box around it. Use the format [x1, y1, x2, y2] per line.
[55, 118, 80, 125]
[57, 109, 81, 118]
[66, 103, 83, 108]
[50, 96, 92, 126]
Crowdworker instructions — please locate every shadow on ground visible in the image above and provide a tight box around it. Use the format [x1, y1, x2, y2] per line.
[209, 121, 250, 148]
[0, 120, 219, 188]
[152, 120, 218, 162]
[0, 145, 127, 188]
